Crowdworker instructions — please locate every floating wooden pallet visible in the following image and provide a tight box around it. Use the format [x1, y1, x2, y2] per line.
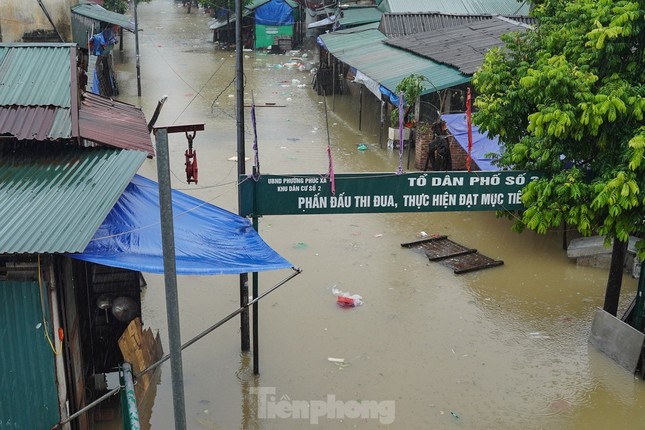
[401, 235, 504, 274]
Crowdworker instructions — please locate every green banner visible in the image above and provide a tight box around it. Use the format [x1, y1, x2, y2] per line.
[240, 171, 541, 216]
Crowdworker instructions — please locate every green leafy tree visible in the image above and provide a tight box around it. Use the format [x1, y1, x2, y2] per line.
[473, 0, 645, 315]
[103, 0, 151, 15]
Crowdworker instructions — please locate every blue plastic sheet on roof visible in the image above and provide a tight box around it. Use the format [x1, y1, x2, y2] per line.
[70, 175, 293, 275]
[442, 113, 501, 171]
[255, 0, 294, 25]
[379, 85, 399, 106]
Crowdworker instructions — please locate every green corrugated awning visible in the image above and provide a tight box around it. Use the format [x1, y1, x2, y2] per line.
[209, 14, 244, 30]
[0, 143, 147, 254]
[339, 6, 383, 27]
[319, 25, 471, 95]
[0, 44, 74, 107]
[71, 3, 135, 32]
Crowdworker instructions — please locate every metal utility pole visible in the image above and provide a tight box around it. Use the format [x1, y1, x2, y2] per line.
[154, 123, 204, 429]
[134, 1, 142, 96]
[155, 127, 186, 429]
[235, 0, 251, 352]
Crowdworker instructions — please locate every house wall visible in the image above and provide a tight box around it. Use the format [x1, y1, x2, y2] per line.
[0, 0, 74, 42]
[0, 265, 60, 429]
[330, 78, 385, 145]
[255, 23, 294, 49]
[415, 126, 479, 171]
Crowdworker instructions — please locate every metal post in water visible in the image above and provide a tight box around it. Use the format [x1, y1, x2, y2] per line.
[358, 84, 363, 131]
[379, 99, 384, 148]
[332, 60, 336, 111]
[252, 217, 260, 374]
[634, 263, 645, 332]
[251, 166, 260, 374]
[154, 128, 187, 429]
[235, 0, 251, 352]
[134, 1, 142, 97]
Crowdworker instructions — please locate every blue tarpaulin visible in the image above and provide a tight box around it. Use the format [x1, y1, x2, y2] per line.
[442, 113, 501, 171]
[255, 0, 294, 25]
[70, 175, 293, 275]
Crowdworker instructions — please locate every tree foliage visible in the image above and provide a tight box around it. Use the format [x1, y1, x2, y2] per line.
[103, 0, 152, 15]
[473, 0, 645, 255]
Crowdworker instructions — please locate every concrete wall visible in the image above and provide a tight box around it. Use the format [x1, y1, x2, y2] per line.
[1, 0, 74, 42]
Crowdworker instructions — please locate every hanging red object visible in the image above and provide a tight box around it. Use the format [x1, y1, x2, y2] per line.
[466, 87, 473, 172]
[185, 131, 198, 184]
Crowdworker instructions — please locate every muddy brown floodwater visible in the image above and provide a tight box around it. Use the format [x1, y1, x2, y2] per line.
[106, 1, 645, 429]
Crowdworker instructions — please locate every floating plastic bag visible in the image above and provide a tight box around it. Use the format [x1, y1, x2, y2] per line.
[332, 286, 363, 307]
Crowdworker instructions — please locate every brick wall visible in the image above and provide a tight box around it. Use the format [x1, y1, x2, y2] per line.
[414, 124, 480, 171]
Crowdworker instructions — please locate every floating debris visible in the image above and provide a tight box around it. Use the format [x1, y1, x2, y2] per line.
[332, 286, 363, 307]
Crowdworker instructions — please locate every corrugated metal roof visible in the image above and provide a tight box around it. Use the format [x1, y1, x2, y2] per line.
[319, 24, 470, 94]
[71, 3, 135, 32]
[0, 44, 153, 152]
[0, 142, 147, 254]
[339, 6, 383, 27]
[385, 17, 531, 75]
[0, 280, 60, 428]
[79, 92, 154, 156]
[379, 0, 531, 15]
[0, 106, 72, 140]
[209, 0, 298, 29]
[209, 14, 244, 31]
[379, 12, 535, 37]
[0, 44, 75, 107]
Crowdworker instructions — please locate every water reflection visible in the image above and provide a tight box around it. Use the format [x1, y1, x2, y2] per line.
[237, 352, 261, 430]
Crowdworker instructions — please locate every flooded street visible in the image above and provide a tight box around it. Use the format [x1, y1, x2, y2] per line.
[110, 1, 645, 429]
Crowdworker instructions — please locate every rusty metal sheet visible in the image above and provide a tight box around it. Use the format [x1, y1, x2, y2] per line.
[0, 106, 71, 140]
[79, 92, 154, 156]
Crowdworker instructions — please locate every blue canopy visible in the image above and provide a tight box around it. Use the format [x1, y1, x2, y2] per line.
[70, 175, 293, 275]
[442, 113, 501, 171]
[255, 0, 294, 26]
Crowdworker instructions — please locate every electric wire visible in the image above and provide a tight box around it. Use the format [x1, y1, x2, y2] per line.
[37, 255, 61, 355]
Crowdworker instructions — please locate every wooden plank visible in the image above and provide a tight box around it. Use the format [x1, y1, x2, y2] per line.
[402, 233, 504, 274]
[118, 317, 163, 400]
[400, 235, 447, 247]
[422, 238, 471, 260]
[453, 259, 504, 274]
[426, 248, 477, 261]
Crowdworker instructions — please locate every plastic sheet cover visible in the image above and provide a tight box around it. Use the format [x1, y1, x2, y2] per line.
[442, 113, 501, 171]
[70, 175, 293, 275]
[254, 0, 294, 26]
